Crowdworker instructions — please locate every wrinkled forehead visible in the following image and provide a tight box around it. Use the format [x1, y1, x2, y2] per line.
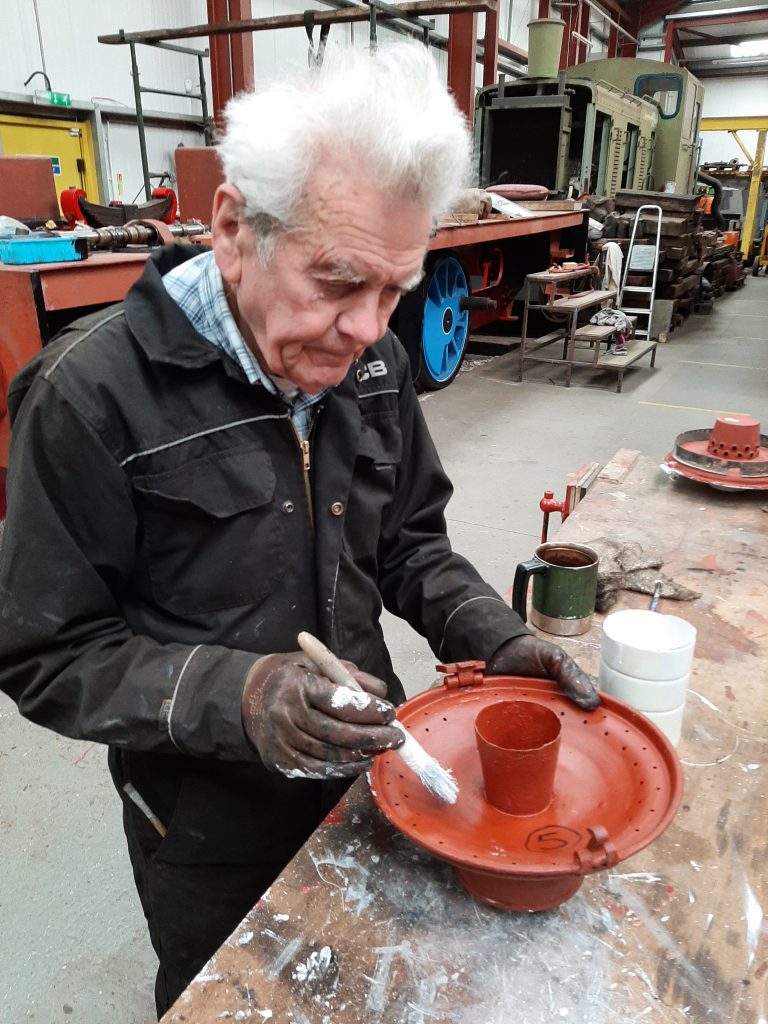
[290, 172, 431, 279]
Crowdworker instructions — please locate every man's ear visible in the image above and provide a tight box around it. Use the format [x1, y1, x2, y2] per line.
[211, 183, 246, 286]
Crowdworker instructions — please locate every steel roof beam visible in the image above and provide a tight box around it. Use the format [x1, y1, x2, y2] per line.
[666, 2, 768, 19]
[636, 0, 687, 30]
[98, 1, 496, 45]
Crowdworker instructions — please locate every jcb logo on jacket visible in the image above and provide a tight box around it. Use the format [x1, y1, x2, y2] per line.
[357, 359, 388, 382]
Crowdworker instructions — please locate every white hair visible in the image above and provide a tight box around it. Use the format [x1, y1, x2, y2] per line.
[217, 41, 471, 253]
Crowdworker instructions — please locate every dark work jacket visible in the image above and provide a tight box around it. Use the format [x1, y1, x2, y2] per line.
[0, 245, 528, 866]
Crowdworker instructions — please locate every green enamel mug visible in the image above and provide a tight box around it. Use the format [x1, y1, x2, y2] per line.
[512, 542, 599, 636]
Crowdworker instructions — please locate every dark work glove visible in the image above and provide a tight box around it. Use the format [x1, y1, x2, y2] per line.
[241, 652, 404, 780]
[486, 634, 600, 709]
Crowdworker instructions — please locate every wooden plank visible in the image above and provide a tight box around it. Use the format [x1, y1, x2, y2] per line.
[527, 266, 597, 283]
[552, 289, 616, 311]
[615, 190, 700, 213]
[658, 273, 700, 299]
[596, 339, 656, 370]
[430, 211, 584, 252]
[597, 447, 640, 483]
[574, 324, 616, 340]
[518, 200, 583, 212]
[162, 456, 768, 1024]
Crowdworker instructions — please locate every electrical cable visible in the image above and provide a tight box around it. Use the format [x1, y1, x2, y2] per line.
[32, 0, 48, 80]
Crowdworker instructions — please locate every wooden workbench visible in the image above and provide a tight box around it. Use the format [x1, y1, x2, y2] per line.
[162, 455, 767, 1023]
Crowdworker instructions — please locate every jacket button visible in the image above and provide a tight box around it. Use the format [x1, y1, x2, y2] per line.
[330, 501, 344, 516]
[281, 500, 295, 514]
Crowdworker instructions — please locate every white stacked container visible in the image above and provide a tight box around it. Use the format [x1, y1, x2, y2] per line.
[599, 609, 697, 746]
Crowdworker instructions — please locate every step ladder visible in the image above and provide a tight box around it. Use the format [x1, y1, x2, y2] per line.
[618, 204, 662, 341]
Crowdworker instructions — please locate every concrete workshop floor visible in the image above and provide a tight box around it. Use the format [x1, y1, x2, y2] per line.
[2, 280, 768, 1024]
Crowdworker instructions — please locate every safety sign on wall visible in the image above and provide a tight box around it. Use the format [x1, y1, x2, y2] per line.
[50, 155, 61, 176]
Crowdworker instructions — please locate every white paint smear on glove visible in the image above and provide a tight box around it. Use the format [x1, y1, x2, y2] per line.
[330, 686, 371, 711]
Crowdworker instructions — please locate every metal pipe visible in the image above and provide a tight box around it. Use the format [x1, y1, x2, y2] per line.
[321, 0, 432, 40]
[697, 170, 724, 229]
[98, 2, 495, 45]
[129, 43, 152, 202]
[198, 54, 210, 137]
[145, 40, 210, 56]
[368, 0, 378, 49]
[555, 0, 636, 42]
[139, 86, 204, 99]
[730, 130, 755, 166]
[321, 0, 525, 70]
[81, 221, 209, 249]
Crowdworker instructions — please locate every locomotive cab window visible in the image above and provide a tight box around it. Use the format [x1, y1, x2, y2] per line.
[634, 74, 682, 119]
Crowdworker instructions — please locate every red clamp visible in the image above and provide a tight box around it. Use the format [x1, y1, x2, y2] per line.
[151, 186, 178, 224]
[575, 825, 619, 871]
[436, 660, 486, 689]
[540, 489, 566, 544]
[60, 188, 87, 229]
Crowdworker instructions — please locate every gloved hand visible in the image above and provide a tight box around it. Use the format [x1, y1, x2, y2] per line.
[242, 652, 404, 780]
[486, 634, 600, 709]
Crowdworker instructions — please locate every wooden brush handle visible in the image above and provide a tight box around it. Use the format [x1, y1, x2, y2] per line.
[297, 632, 363, 692]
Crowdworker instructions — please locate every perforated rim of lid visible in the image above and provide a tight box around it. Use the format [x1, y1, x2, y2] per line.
[664, 420, 768, 490]
[664, 449, 768, 489]
[370, 676, 683, 879]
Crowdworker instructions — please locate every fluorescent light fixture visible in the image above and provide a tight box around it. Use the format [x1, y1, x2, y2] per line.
[731, 36, 768, 57]
[712, 53, 768, 64]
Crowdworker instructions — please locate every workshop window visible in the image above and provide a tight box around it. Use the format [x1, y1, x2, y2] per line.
[634, 74, 682, 120]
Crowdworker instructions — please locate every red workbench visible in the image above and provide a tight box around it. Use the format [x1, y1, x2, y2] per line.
[0, 251, 150, 513]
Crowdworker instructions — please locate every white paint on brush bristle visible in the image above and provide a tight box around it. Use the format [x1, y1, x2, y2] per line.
[393, 721, 458, 804]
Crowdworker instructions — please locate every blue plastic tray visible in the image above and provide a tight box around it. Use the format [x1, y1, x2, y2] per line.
[0, 236, 84, 265]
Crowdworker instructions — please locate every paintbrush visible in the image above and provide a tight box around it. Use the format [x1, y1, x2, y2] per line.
[297, 631, 458, 804]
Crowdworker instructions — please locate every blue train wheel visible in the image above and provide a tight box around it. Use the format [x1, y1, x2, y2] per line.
[418, 256, 470, 389]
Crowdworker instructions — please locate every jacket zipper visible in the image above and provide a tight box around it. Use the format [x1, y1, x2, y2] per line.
[291, 418, 316, 529]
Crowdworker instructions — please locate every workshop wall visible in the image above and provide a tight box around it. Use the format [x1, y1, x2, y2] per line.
[700, 76, 768, 163]
[2, 0, 210, 117]
[3, 0, 533, 131]
[101, 120, 205, 205]
[2, 0, 534, 210]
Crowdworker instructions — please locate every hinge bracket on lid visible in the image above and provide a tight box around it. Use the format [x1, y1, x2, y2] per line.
[436, 661, 486, 689]
[575, 825, 619, 871]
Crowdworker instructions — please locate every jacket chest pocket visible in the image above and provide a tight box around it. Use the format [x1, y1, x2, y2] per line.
[132, 445, 282, 615]
[342, 414, 402, 563]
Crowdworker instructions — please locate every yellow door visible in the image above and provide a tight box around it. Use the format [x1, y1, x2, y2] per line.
[0, 114, 101, 212]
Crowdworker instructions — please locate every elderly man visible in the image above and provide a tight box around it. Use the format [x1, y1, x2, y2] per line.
[0, 43, 597, 1017]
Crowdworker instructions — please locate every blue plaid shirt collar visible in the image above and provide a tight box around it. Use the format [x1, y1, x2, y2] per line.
[162, 250, 326, 439]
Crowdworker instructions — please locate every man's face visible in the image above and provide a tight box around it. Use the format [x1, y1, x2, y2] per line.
[219, 163, 432, 394]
